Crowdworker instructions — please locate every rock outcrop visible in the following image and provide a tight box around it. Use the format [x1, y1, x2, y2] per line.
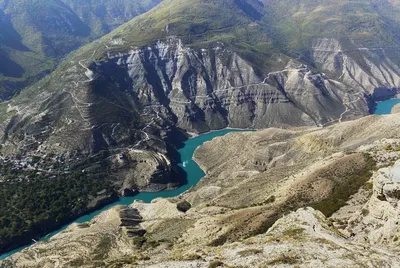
[5, 113, 400, 267]
[374, 162, 400, 204]
[5, 0, 400, 264]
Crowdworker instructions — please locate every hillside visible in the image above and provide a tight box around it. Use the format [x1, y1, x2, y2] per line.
[4, 112, 400, 267]
[2, 0, 400, 259]
[0, 0, 160, 99]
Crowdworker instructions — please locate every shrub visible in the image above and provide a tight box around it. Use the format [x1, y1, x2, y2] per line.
[237, 248, 263, 257]
[208, 260, 224, 268]
[361, 208, 369, 216]
[177, 200, 192, 213]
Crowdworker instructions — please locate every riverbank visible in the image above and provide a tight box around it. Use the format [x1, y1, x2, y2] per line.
[0, 128, 252, 261]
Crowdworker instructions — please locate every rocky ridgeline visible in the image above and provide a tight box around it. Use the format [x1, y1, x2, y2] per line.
[4, 113, 400, 267]
[101, 37, 372, 132]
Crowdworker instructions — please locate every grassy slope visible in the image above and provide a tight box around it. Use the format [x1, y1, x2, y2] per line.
[4, 0, 400, 101]
[0, 0, 161, 100]
[68, 0, 400, 77]
[2, 0, 400, 255]
[76, 0, 280, 74]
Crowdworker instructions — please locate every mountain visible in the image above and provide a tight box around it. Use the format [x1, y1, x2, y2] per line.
[2, 0, 400, 258]
[3, 111, 400, 267]
[0, 0, 161, 100]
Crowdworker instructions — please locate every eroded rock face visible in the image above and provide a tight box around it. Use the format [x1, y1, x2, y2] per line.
[312, 38, 400, 92]
[374, 161, 400, 204]
[332, 156, 400, 247]
[100, 38, 371, 132]
[5, 114, 400, 267]
[119, 207, 147, 238]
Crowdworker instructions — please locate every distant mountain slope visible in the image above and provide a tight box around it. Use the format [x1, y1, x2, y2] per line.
[5, 0, 400, 158]
[3, 0, 400, 257]
[0, 0, 161, 100]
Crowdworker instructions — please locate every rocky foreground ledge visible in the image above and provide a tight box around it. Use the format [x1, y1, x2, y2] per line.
[4, 113, 400, 267]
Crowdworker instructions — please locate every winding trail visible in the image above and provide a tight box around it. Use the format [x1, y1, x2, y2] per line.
[339, 93, 364, 123]
[321, 92, 364, 127]
[78, 50, 97, 83]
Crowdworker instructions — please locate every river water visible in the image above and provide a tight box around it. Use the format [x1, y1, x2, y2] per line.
[2, 98, 398, 260]
[0, 128, 250, 260]
[374, 98, 400, 114]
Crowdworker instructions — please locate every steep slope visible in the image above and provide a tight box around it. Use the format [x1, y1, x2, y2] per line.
[9, 0, 400, 140]
[4, 112, 400, 267]
[3, 0, 400, 258]
[0, 0, 161, 99]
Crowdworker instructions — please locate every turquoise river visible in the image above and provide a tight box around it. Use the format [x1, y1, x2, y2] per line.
[374, 98, 400, 115]
[1, 97, 398, 260]
[0, 128, 250, 260]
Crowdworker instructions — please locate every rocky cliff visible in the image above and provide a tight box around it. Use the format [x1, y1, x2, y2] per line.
[5, 113, 400, 267]
[4, 0, 400, 259]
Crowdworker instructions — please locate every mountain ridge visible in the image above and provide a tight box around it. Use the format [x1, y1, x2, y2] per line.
[2, 0, 400, 258]
[4, 111, 400, 267]
[0, 0, 161, 99]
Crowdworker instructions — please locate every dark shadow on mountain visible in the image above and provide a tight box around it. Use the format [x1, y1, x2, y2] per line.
[0, 10, 31, 52]
[372, 87, 398, 101]
[234, 0, 265, 20]
[368, 87, 399, 113]
[0, 53, 24, 77]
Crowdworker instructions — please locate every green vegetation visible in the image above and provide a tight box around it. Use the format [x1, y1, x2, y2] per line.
[0, 153, 117, 253]
[267, 254, 298, 265]
[176, 200, 191, 213]
[237, 248, 263, 257]
[208, 233, 228, 247]
[364, 182, 374, 191]
[385, 144, 400, 151]
[0, 0, 160, 99]
[361, 208, 369, 217]
[385, 144, 393, 151]
[68, 257, 85, 267]
[251, 195, 276, 207]
[93, 236, 113, 260]
[282, 228, 305, 238]
[311, 154, 377, 217]
[208, 260, 224, 268]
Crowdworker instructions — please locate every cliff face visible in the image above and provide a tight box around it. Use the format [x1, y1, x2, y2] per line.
[4, 0, 400, 259]
[104, 38, 356, 131]
[312, 38, 400, 92]
[49, 35, 400, 133]
[5, 113, 400, 267]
